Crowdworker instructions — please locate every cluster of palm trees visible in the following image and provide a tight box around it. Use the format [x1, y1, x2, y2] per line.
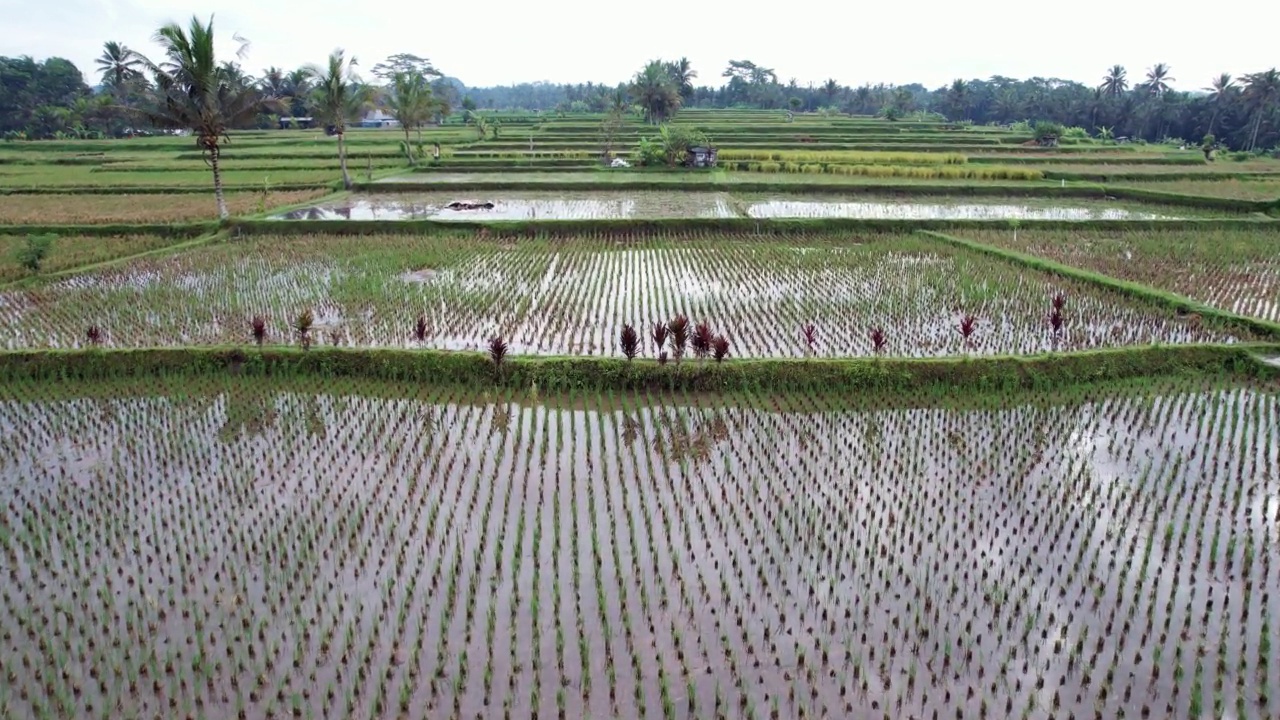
[99, 15, 370, 216]
[628, 58, 696, 124]
[1095, 64, 1279, 150]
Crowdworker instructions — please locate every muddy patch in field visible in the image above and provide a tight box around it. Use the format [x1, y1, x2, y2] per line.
[399, 268, 438, 283]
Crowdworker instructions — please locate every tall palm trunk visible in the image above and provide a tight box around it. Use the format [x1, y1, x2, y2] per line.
[1248, 113, 1263, 151]
[209, 149, 228, 219]
[402, 126, 414, 165]
[337, 132, 351, 190]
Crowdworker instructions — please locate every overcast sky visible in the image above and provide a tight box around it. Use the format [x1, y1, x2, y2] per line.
[4, 0, 1278, 90]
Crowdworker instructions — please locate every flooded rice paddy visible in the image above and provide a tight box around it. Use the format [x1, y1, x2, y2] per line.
[273, 192, 1184, 222]
[0, 233, 1249, 355]
[1, 376, 1277, 720]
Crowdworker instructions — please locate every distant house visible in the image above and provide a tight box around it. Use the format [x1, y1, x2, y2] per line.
[685, 146, 718, 168]
[358, 110, 401, 129]
[278, 117, 314, 130]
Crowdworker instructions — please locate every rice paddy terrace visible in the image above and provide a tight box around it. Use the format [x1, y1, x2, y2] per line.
[2, 110, 1279, 720]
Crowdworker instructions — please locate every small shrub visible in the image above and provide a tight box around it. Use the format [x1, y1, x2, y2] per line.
[296, 309, 314, 350]
[16, 234, 54, 273]
[651, 321, 668, 353]
[712, 335, 730, 362]
[620, 324, 639, 361]
[414, 315, 428, 342]
[691, 321, 714, 361]
[801, 323, 817, 354]
[958, 314, 978, 342]
[668, 315, 689, 363]
[251, 316, 267, 347]
[870, 326, 887, 353]
[86, 325, 103, 346]
[488, 335, 508, 369]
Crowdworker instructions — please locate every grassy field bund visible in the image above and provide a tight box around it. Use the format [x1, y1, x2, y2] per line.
[3, 110, 1280, 720]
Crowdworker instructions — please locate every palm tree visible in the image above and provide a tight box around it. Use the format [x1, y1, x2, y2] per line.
[285, 68, 313, 117]
[666, 57, 697, 101]
[1204, 73, 1236, 135]
[630, 60, 681, 124]
[307, 49, 368, 189]
[387, 72, 433, 158]
[821, 79, 840, 106]
[96, 42, 144, 90]
[140, 14, 278, 219]
[1099, 65, 1128, 97]
[1141, 63, 1175, 97]
[1242, 69, 1280, 151]
[259, 66, 288, 98]
[947, 79, 969, 120]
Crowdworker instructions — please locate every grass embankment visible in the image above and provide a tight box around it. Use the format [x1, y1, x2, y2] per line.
[2, 344, 1276, 391]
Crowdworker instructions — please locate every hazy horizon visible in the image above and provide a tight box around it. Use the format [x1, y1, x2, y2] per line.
[5, 0, 1278, 90]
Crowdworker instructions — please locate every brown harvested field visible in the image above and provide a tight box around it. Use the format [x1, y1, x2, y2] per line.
[0, 234, 197, 283]
[1, 376, 1277, 720]
[0, 190, 331, 224]
[961, 226, 1280, 322]
[1114, 178, 1280, 201]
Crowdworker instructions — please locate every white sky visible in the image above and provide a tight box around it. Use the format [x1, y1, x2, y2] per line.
[3, 0, 1277, 90]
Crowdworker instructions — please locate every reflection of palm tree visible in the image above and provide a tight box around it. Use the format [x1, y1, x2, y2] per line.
[491, 402, 511, 436]
[621, 414, 640, 448]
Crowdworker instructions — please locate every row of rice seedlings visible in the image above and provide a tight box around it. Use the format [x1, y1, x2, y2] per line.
[0, 233, 1245, 355]
[962, 227, 1280, 323]
[0, 375, 1275, 718]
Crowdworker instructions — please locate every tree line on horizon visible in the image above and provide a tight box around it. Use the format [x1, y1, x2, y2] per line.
[1, 26, 1278, 152]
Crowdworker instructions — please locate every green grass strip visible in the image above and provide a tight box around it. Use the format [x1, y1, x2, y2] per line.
[1, 344, 1276, 391]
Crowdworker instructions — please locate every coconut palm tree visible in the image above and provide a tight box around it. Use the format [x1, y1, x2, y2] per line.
[1241, 69, 1280, 151]
[1141, 63, 1175, 97]
[666, 57, 697, 100]
[284, 68, 313, 117]
[139, 14, 279, 219]
[630, 60, 681, 124]
[387, 71, 433, 159]
[1099, 65, 1128, 97]
[1203, 73, 1236, 135]
[947, 79, 969, 120]
[259, 66, 288, 98]
[307, 49, 369, 189]
[96, 42, 144, 90]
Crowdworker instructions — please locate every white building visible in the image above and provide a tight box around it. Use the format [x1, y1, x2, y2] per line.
[358, 110, 401, 129]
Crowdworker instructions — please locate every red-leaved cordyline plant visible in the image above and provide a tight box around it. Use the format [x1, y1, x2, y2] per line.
[658, 351, 669, 366]
[620, 324, 639, 361]
[86, 325, 103, 346]
[958, 314, 978, 343]
[692, 321, 714, 361]
[1052, 292, 1067, 312]
[801, 322, 817, 355]
[296, 309, 314, 351]
[251, 316, 267, 347]
[488, 335, 508, 369]
[668, 315, 690, 363]
[414, 315, 428, 342]
[712, 335, 730, 362]
[870, 326, 887, 353]
[651, 321, 668, 354]
[1049, 308, 1065, 335]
